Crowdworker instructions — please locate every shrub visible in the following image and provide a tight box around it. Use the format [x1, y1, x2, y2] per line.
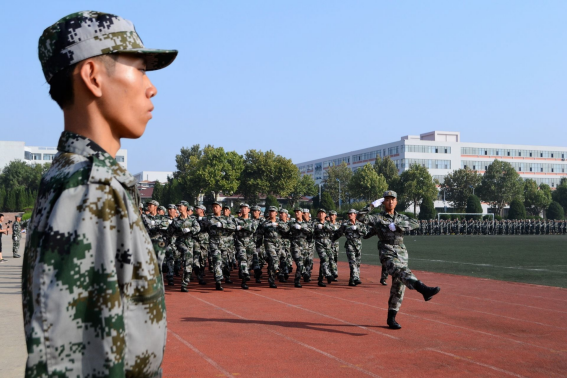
[546, 201, 565, 220]
[508, 198, 527, 219]
[419, 196, 436, 220]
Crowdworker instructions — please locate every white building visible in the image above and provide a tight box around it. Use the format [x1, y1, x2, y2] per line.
[0, 140, 128, 170]
[296, 131, 567, 189]
[133, 171, 173, 184]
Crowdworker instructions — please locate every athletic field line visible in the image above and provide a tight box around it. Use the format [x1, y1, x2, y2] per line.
[402, 297, 567, 330]
[244, 290, 398, 340]
[442, 292, 567, 314]
[168, 329, 234, 378]
[415, 278, 567, 303]
[188, 294, 383, 378]
[310, 289, 564, 353]
[410, 258, 567, 274]
[426, 349, 527, 378]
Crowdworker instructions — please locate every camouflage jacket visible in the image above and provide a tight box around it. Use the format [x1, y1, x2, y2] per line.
[234, 217, 258, 242]
[12, 220, 22, 241]
[256, 219, 290, 246]
[22, 131, 166, 377]
[194, 216, 211, 245]
[335, 220, 368, 241]
[287, 218, 312, 240]
[143, 213, 170, 240]
[207, 215, 235, 242]
[357, 206, 419, 252]
[312, 220, 336, 245]
[168, 215, 200, 242]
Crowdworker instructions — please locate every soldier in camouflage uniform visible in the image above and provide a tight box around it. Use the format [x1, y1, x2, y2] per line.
[221, 205, 237, 283]
[168, 201, 200, 292]
[302, 209, 315, 281]
[251, 205, 266, 282]
[328, 210, 340, 280]
[194, 205, 210, 285]
[363, 224, 389, 286]
[313, 209, 336, 287]
[12, 214, 23, 258]
[278, 209, 293, 282]
[287, 207, 310, 288]
[142, 200, 171, 268]
[335, 209, 368, 286]
[23, 11, 176, 376]
[234, 203, 258, 289]
[256, 206, 289, 288]
[208, 202, 234, 290]
[357, 191, 440, 330]
[163, 204, 178, 283]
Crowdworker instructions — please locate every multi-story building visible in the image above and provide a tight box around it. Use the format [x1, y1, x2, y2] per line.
[0, 140, 128, 170]
[295, 131, 567, 189]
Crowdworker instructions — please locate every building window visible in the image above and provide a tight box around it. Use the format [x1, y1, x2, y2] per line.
[472, 165, 476, 170]
[518, 152, 521, 156]
[43, 154, 55, 161]
[530, 152, 532, 157]
[530, 167, 532, 172]
[116, 156, 125, 162]
[551, 153, 554, 158]
[485, 166, 488, 170]
[24, 151, 32, 160]
[32, 153, 41, 161]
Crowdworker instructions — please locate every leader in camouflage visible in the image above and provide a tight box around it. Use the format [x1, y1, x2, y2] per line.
[23, 11, 177, 377]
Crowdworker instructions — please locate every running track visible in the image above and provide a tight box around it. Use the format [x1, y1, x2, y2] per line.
[163, 262, 567, 377]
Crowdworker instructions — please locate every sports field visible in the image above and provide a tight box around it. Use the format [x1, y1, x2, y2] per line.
[338, 235, 567, 288]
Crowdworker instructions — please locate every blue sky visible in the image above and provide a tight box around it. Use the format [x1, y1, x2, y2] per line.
[1, 1, 565, 174]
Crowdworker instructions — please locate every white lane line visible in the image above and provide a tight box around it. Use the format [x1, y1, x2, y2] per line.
[426, 348, 527, 378]
[244, 290, 398, 340]
[309, 290, 564, 353]
[416, 279, 567, 303]
[168, 329, 234, 378]
[411, 258, 567, 274]
[188, 294, 383, 378]
[402, 297, 567, 330]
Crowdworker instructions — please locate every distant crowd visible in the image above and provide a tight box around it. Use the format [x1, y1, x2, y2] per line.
[410, 219, 567, 235]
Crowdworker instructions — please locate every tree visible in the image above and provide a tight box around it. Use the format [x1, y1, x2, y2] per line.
[320, 192, 336, 211]
[288, 173, 317, 208]
[192, 146, 244, 201]
[174, 144, 208, 201]
[349, 163, 388, 202]
[0, 160, 49, 194]
[419, 196, 436, 220]
[373, 156, 398, 184]
[552, 179, 567, 215]
[441, 168, 482, 211]
[465, 194, 483, 219]
[265, 194, 279, 208]
[523, 179, 552, 216]
[508, 198, 526, 219]
[4, 190, 16, 212]
[152, 181, 164, 204]
[323, 162, 353, 207]
[477, 160, 523, 216]
[397, 163, 438, 215]
[546, 201, 565, 220]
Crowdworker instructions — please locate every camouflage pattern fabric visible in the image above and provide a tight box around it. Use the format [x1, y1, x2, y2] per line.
[142, 213, 170, 268]
[358, 206, 420, 311]
[303, 220, 315, 278]
[287, 218, 310, 281]
[207, 215, 235, 283]
[39, 11, 177, 82]
[336, 221, 368, 281]
[12, 220, 22, 255]
[22, 131, 166, 377]
[256, 220, 290, 285]
[328, 221, 341, 278]
[168, 215, 200, 289]
[234, 217, 258, 276]
[194, 216, 211, 280]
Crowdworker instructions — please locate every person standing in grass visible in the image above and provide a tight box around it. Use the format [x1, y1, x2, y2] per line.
[357, 190, 441, 330]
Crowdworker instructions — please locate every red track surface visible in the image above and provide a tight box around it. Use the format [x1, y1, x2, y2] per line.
[163, 262, 567, 377]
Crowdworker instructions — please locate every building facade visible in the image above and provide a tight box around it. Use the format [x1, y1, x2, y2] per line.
[295, 131, 567, 189]
[0, 141, 128, 170]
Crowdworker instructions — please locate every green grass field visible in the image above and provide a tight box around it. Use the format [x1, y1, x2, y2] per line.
[336, 235, 567, 288]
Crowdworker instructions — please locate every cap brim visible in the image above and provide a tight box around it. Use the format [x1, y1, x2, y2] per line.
[118, 48, 178, 71]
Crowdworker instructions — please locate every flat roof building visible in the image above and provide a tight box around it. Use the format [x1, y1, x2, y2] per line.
[0, 140, 128, 170]
[295, 131, 567, 188]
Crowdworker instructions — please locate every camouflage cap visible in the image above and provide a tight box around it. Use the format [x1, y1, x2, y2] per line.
[267, 206, 278, 212]
[158, 206, 166, 212]
[251, 205, 261, 211]
[39, 11, 178, 83]
[279, 209, 289, 214]
[293, 206, 303, 212]
[317, 208, 327, 213]
[222, 204, 231, 209]
[177, 200, 189, 208]
[383, 190, 397, 198]
[239, 203, 250, 208]
[187, 206, 194, 211]
[167, 204, 177, 209]
[211, 201, 222, 207]
[348, 209, 358, 214]
[329, 210, 337, 215]
[148, 200, 159, 206]
[196, 205, 207, 211]
[302, 208, 310, 213]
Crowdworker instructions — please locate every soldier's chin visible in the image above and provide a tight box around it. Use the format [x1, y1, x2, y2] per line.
[121, 124, 147, 139]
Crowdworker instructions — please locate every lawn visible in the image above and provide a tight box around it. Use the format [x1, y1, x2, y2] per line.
[336, 235, 567, 288]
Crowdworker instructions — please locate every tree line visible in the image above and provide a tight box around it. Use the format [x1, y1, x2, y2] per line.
[0, 160, 48, 212]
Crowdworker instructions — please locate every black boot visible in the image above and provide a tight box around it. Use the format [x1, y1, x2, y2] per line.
[215, 282, 224, 291]
[354, 278, 362, 285]
[225, 276, 233, 284]
[318, 281, 327, 287]
[241, 279, 249, 290]
[380, 278, 387, 286]
[348, 279, 356, 287]
[181, 286, 188, 292]
[387, 310, 401, 329]
[13, 254, 21, 258]
[167, 279, 175, 286]
[413, 280, 440, 301]
[294, 279, 302, 288]
[326, 276, 333, 284]
[269, 281, 277, 288]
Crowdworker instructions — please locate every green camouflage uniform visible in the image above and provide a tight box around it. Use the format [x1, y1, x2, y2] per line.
[142, 212, 170, 268]
[287, 218, 309, 282]
[168, 215, 200, 289]
[234, 217, 259, 277]
[256, 219, 289, 285]
[304, 219, 315, 279]
[22, 132, 166, 377]
[328, 221, 341, 277]
[313, 220, 335, 282]
[335, 220, 368, 281]
[194, 214, 211, 282]
[358, 206, 421, 311]
[12, 220, 22, 255]
[207, 215, 235, 283]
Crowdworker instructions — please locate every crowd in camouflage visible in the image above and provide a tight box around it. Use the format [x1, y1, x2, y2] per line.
[410, 219, 567, 236]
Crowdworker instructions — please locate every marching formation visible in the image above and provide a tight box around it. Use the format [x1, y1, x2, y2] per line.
[412, 219, 567, 236]
[141, 190, 442, 329]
